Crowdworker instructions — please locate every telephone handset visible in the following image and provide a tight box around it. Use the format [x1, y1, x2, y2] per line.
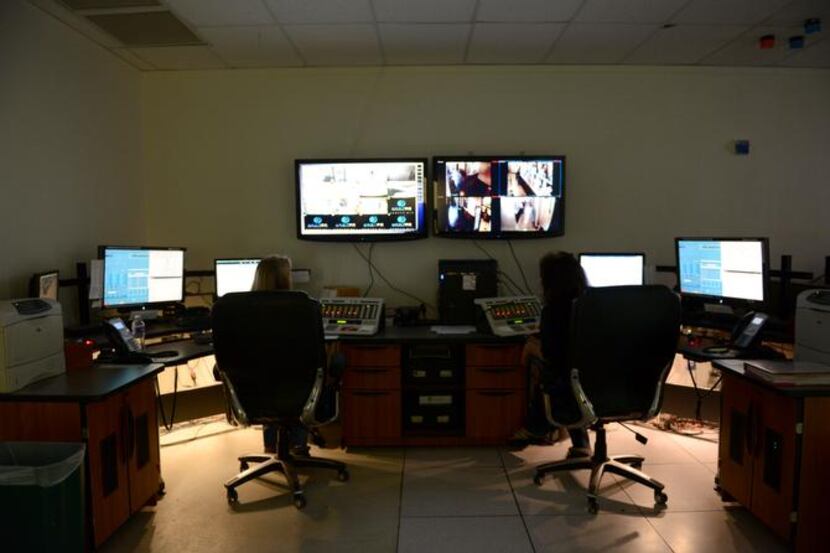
[103, 318, 152, 363]
[730, 311, 769, 350]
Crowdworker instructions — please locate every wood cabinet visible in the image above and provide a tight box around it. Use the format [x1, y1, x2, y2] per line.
[464, 344, 525, 443]
[719, 373, 797, 539]
[339, 339, 525, 446]
[340, 344, 401, 446]
[717, 368, 830, 549]
[0, 364, 163, 549]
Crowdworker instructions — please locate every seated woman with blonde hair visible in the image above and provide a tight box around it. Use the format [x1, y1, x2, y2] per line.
[250, 255, 311, 456]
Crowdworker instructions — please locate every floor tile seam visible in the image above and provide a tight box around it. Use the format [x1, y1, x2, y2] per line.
[395, 447, 408, 553]
[501, 451, 538, 553]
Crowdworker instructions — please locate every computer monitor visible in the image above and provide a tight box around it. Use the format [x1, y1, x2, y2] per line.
[676, 238, 768, 303]
[101, 246, 185, 308]
[215, 258, 261, 297]
[296, 158, 428, 242]
[579, 253, 645, 287]
[433, 155, 565, 239]
[30, 270, 59, 300]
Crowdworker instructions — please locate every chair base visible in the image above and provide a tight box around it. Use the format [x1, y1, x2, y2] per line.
[224, 428, 348, 509]
[534, 424, 667, 514]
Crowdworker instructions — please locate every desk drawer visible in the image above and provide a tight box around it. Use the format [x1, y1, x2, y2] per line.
[342, 345, 400, 367]
[343, 366, 400, 390]
[467, 365, 524, 390]
[466, 389, 524, 442]
[466, 344, 522, 367]
[341, 390, 401, 442]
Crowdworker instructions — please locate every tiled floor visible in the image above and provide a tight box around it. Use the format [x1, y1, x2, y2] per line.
[101, 423, 789, 553]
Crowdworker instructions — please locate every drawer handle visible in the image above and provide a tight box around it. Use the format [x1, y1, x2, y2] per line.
[473, 344, 513, 350]
[478, 391, 514, 397]
[478, 367, 514, 374]
[352, 345, 394, 351]
[351, 391, 390, 397]
[353, 368, 390, 373]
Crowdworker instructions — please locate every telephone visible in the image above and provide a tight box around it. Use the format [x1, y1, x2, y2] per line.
[730, 311, 769, 350]
[103, 318, 152, 363]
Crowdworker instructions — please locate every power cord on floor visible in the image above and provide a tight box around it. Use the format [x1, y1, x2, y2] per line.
[156, 369, 178, 432]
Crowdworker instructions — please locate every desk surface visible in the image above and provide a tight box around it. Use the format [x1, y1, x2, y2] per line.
[713, 359, 830, 397]
[334, 325, 525, 344]
[144, 339, 215, 366]
[0, 364, 164, 402]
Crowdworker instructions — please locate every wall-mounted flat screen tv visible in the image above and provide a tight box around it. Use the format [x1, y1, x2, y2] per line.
[433, 155, 565, 239]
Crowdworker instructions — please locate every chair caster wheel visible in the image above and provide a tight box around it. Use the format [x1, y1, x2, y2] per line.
[226, 488, 238, 504]
[587, 498, 599, 514]
[293, 494, 306, 509]
[654, 491, 668, 506]
[239, 461, 249, 471]
[533, 473, 544, 486]
[337, 469, 350, 482]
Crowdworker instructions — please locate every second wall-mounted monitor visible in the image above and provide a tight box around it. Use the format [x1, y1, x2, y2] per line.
[433, 155, 565, 239]
[579, 253, 645, 287]
[676, 238, 768, 303]
[296, 158, 427, 242]
[215, 258, 261, 297]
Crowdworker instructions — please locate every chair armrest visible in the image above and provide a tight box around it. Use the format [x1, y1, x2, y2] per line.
[301, 367, 340, 428]
[218, 370, 249, 427]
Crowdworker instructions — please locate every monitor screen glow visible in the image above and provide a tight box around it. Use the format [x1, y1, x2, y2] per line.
[677, 239, 766, 302]
[215, 258, 261, 297]
[296, 159, 427, 241]
[580, 254, 645, 287]
[102, 247, 185, 307]
[433, 156, 565, 239]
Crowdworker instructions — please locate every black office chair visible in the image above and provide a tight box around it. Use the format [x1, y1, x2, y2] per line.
[533, 285, 681, 514]
[212, 291, 348, 509]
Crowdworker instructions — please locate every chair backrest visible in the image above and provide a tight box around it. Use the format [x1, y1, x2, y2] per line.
[211, 291, 325, 422]
[570, 285, 680, 421]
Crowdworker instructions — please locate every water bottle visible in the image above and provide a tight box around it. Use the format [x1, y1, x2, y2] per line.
[130, 315, 146, 350]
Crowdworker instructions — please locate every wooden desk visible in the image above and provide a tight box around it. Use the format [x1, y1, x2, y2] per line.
[334, 327, 526, 447]
[712, 359, 830, 552]
[0, 364, 165, 549]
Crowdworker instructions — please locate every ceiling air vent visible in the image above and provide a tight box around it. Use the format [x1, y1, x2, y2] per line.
[60, 0, 161, 9]
[85, 11, 202, 47]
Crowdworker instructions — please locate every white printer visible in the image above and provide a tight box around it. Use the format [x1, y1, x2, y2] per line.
[0, 299, 66, 392]
[795, 289, 830, 364]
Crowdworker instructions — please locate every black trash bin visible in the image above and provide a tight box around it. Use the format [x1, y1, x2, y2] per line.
[0, 442, 86, 552]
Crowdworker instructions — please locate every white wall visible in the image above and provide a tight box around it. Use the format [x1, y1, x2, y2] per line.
[0, 0, 143, 320]
[141, 65, 830, 310]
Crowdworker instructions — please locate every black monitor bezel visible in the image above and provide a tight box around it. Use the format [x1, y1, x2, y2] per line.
[674, 237, 770, 305]
[214, 257, 262, 298]
[578, 252, 646, 286]
[295, 157, 430, 243]
[99, 245, 187, 309]
[431, 154, 566, 240]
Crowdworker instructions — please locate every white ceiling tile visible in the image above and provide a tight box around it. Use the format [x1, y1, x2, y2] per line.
[547, 23, 658, 64]
[476, 0, 583, 22]
[264, 0, 373, 24]
[130, 45, 227, 69]
[467, 23, 565, 63]
[763, 0, 830, 26]
[111, 47, 157, 70]
[624, 24, 748, 64]
[373, 0, 477, 23]
[283, 24, 381, 65]
[199, 26, 302, 67]
[701, 25, 818, 66]
[165, 0, 274, 27]
[672, 0, 791, 25]
[379, 23, 470, 64]
[575, 0, 689, 23]
[782, 37, 830, 67]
